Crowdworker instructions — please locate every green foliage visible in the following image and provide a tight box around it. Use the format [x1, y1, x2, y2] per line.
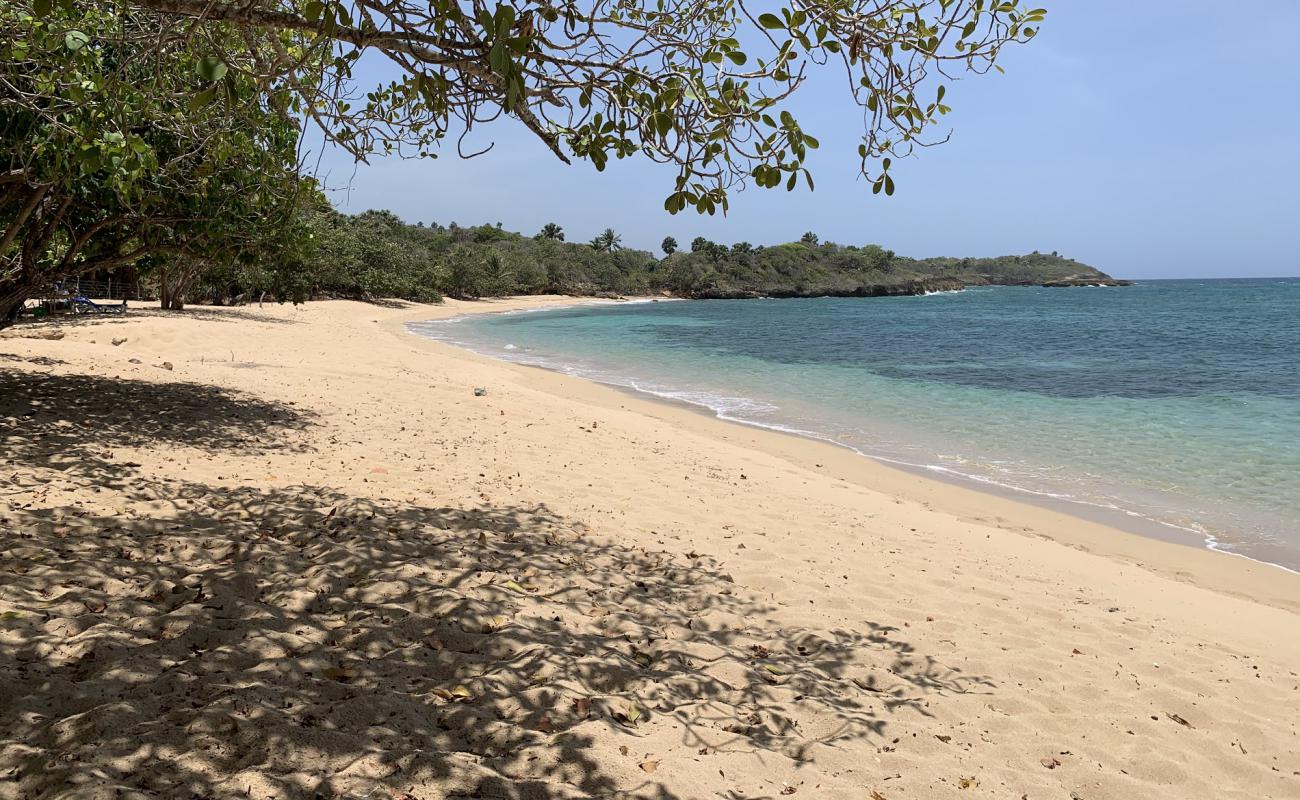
[590, 228, 622, 254]
[1, 0, 307, 320]
[661, 236, 678, 256]
[198, 212, 1109, 305]
[654, 240, 1111, 297]
[198, 210, 659, 302]
[63, 0, 1042, 216]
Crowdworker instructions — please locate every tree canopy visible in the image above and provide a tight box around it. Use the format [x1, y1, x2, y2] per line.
[123, 0, 1042, 214]
[1, 1, 310, 320]
[3, 0, 1046, 324]
[182, 209, 1115, 305]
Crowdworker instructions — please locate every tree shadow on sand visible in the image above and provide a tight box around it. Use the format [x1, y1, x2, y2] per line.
[0, 368, 315, 493]
[6, 305, 303, 331]
[0, 367, 992, 800]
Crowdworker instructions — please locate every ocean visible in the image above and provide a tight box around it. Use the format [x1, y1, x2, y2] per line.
[409, 278, 1300, 572]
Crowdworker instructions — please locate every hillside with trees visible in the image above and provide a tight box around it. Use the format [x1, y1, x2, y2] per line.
[184, 211, 1123, 306]
[658, 239, 1126, 298]
[2, 0, 1046, 326]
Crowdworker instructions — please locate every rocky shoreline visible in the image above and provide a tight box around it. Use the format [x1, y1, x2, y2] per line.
[683, 275, 1130, 299]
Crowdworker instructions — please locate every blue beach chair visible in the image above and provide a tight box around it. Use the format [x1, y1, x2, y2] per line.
[70, 296, 127, 315]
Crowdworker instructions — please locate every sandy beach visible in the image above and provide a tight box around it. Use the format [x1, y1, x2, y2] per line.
[2, 296, 1297, 800]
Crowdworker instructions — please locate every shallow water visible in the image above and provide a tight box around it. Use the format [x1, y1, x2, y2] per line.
[410, 279, 1300, 572]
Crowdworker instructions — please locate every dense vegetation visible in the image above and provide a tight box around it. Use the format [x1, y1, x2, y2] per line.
[2, 0, 1046, 325]
[189, 212, 1118, 304]
[192, 209, 660, 304]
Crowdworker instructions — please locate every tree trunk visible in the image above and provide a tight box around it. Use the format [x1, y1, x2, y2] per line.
[158, 264, 197, 310]
[0, 282, 33, 329]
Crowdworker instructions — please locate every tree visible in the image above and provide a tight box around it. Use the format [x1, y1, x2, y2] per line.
[113, 0, 1043, 214]
[538, 223, 565, 241]
[481, 252, 516, 295]
[3, 0, 1044, 323]
[1, 2, 307, 323]
[800, 232, 820, 246]
[661, 236, 678, 256]
[590, 228, 622, 254]
[690, 236, 712, 253]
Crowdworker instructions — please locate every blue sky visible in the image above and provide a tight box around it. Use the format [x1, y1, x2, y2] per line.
[316, 1, 1300, 279]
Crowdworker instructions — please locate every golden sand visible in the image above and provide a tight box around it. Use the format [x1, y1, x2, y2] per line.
[1, 297, 1296, 799]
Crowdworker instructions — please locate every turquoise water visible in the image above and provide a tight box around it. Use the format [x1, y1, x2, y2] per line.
[410, 279, 1300, 571]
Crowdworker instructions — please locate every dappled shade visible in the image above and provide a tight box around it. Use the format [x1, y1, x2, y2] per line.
[1, 483, 989, 799]
[0, 364, 990, 799]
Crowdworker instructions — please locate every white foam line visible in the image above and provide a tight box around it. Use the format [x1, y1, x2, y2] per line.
[407, 322, 1300, 575]
[406, 296, 670, 332]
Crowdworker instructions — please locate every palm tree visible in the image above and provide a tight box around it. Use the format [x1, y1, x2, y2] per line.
[590, 227, 622, 253]
[661, 235, 678, 256]
[800, 231, 820, 246]
[538, 222, 565, 241]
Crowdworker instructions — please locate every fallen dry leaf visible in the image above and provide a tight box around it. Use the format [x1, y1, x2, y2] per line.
[1040, 757, 1061, 769]
[324, 666, 354, 682]
[871, 793, 887, 800]
[573, 697, 592, 718]
[639, 760, 659, 774]
[958, 776, 979, 789]
[432, 685, 474, 702]
[613, 702, 643, 727]
[1167, 713, 1193, 728]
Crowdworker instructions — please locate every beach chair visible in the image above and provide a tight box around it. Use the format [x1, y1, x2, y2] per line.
[70, 296, 127, 315]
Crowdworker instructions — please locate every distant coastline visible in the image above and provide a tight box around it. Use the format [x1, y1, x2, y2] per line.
[415, 279, 1300, 574]
[220, 211, 1131, 304]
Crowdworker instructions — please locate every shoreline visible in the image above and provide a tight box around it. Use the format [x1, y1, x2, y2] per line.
[6, 296, 1298, 799]
[394, 296, 1300, 611]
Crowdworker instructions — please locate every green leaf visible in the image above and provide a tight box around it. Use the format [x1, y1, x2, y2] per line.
[725, 50, 747, 66]
[489, 42, 510, 73]
[196, 56, 228, 82]
[189, 84, 217, 111]
[758, 13, 783, 29]
[304, 0, 324, 21]
[493, 4, 516, 37]
[64, 30, 89, 51]
[32, 0, 52, 17]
